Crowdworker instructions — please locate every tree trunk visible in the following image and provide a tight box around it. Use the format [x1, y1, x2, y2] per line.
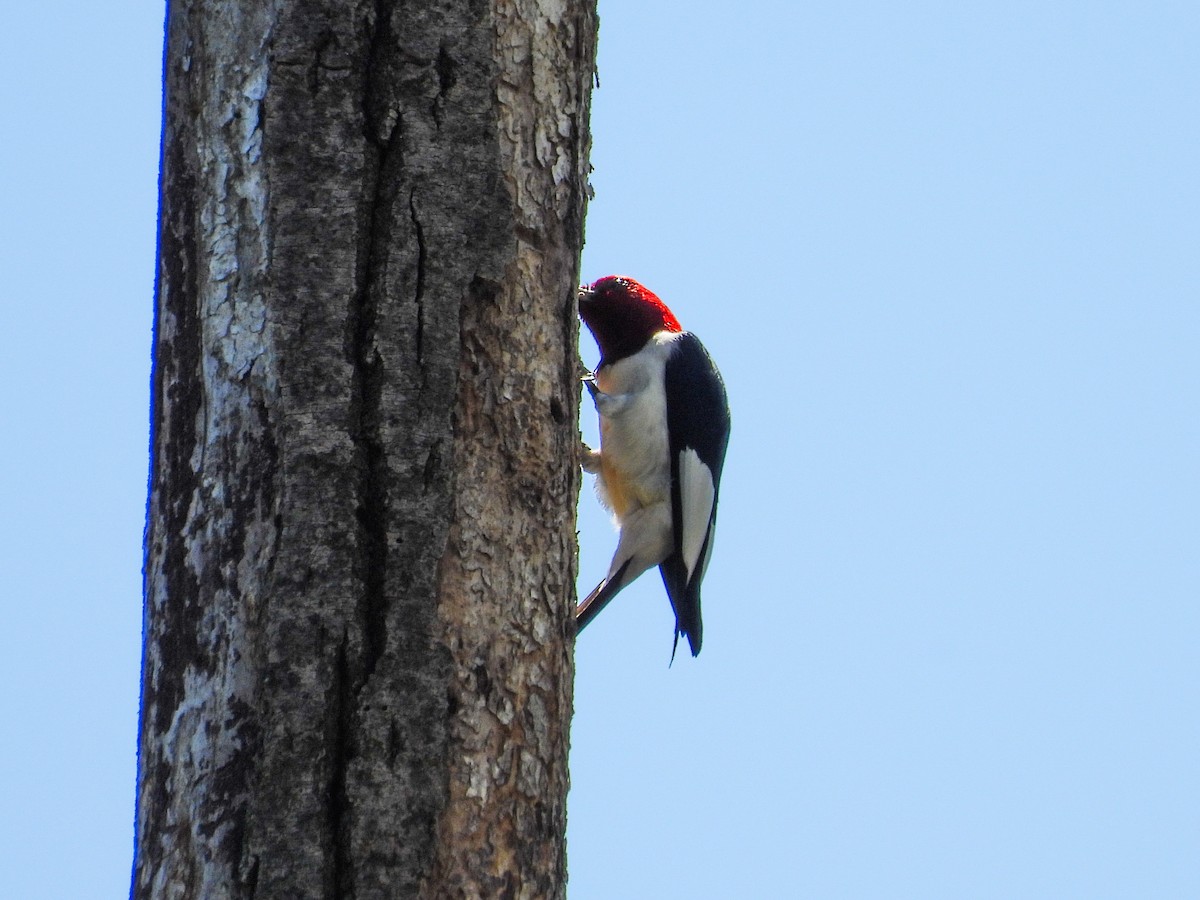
[133, 1, 595, 897]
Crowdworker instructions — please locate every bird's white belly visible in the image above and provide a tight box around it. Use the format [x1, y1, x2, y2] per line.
[594, 342, 674, 518]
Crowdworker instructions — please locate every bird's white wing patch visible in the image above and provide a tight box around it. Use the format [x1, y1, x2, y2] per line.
[678, 448, 716, 582]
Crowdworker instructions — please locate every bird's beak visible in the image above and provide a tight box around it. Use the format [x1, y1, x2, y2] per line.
[577, 284, 595, 312]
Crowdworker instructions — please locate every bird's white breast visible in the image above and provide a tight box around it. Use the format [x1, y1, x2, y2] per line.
[593, 332, 681, 519]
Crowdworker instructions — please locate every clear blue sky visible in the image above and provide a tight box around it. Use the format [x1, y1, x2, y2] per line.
[2, 2, 1196, 898]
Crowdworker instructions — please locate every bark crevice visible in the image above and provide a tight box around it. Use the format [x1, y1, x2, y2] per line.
[351, 122, 393, 687]
[408, 189, 427, 367]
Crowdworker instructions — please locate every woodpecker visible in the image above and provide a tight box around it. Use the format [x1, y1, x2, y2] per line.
[576, 275, 730, 658]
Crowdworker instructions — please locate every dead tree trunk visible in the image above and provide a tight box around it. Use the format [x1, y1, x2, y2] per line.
[133, 1, 596, 897]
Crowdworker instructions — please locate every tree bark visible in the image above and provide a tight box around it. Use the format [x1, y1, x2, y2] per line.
[134, 1, 595, 897]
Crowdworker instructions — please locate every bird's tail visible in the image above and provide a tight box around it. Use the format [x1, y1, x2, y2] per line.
[660, 558, 703, 663]
[671, 601, 702, 662]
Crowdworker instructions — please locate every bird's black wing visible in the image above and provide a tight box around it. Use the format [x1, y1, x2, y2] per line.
[659, 332, 730, 658]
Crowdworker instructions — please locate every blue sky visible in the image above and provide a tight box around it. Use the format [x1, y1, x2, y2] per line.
[2, 2, 1196, 898]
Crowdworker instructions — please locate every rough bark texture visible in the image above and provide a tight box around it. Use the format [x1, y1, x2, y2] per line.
[134, 1, 596, 897]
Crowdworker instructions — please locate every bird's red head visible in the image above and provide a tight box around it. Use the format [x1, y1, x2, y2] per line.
[578, 276, 683, 364]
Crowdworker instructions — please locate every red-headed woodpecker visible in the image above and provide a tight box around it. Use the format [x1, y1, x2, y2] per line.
[576, 276, 730, 658]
